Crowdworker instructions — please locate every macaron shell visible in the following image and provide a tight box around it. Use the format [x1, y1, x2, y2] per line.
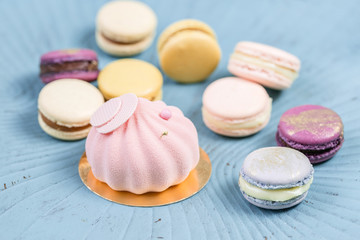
[98, 59, 163, 100]
[202, 77, 269, 119]
[276, 131, 344, 164]
[278, 105, 343, 145]
[157, 19, 217, 52]
[40, 71, 99, 84]
[235, 42, 301, 71]
[38, 79, 104, 126]
[241, 147, 313, 187]
[241, 190, 308, 210]
[95, 30, 154, 56]
[38, 114, 91, 141]
[40, 49, 98, 64]
[96, 0, 157, 43]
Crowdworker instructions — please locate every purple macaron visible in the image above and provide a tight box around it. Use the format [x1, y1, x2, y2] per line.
[40, 49, 99, 83]
[276, 105, 344, 164]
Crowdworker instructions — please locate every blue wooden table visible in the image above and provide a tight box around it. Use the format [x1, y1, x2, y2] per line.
[1, 0, 359, 239]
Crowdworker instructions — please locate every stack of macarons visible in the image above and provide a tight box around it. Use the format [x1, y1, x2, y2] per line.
[33, 0, 346, 211]
[201, 40, 302, 137]
[37, 1, 223, 140]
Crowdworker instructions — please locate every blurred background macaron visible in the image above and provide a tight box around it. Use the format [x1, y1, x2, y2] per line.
[96, 0, 157, 56]
[98, 59, 163, 101]
[157, 19, 221, 83]
[38, 79, 104, 140]
[40, 49, 99, 84]
[202, 77, 271, 137]
[239, 147, 314, 210]
[228, 41, 300, 90]
[276, 105, 344, 164]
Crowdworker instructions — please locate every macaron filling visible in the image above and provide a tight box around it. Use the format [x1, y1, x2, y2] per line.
[100, 32, 152, 45]
[235, 44, 300, 71]
[39, 112, 90, 132]
[231, 52, 298, 80]
[40, 60, 99, 75]
[158, 28, 215, 54]
[239, 175, 313, 202]
[202, 99, 272, 132]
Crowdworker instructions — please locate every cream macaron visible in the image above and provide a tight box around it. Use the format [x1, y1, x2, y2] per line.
[96, 1, 157, 56]
[157, 19, 221, 83]
[228, 42, 301, 90]
[38, 79, 104, 140]
[202, 77, 272, 137]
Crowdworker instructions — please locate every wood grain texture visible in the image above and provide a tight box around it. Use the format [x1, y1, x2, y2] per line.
[0, 0, 360, 239]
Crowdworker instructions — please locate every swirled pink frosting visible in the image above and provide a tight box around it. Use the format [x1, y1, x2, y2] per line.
[85, 97, 200, 194]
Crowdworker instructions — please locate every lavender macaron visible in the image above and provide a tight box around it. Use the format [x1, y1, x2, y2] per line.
[276, 105, 344, 164]
[40, 49, 99, 83]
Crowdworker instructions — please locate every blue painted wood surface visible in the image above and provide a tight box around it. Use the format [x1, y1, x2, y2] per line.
[1, 0, 360, 239]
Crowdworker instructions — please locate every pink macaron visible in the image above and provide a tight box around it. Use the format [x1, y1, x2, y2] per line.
[228, 42, 301, 90]
[202, 77, 272, 137]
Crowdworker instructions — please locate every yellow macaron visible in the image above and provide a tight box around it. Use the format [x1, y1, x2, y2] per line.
[157, 19, 221, 83]
[98, 59, 163, 101]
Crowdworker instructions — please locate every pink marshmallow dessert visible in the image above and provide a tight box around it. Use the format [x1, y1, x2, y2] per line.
[85, 93, 200, 194]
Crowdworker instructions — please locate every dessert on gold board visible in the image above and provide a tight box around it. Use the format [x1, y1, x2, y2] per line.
[85, 94, 202, 195]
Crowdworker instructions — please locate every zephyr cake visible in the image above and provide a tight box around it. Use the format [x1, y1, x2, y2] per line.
[85, 93, 200, 194]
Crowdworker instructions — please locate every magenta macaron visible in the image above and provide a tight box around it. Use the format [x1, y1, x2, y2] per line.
[40, 49, 99, 83]
[276, 105, 344, 164]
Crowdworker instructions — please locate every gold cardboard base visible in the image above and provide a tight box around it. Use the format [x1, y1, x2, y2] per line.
[78, 148, 211, 207]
